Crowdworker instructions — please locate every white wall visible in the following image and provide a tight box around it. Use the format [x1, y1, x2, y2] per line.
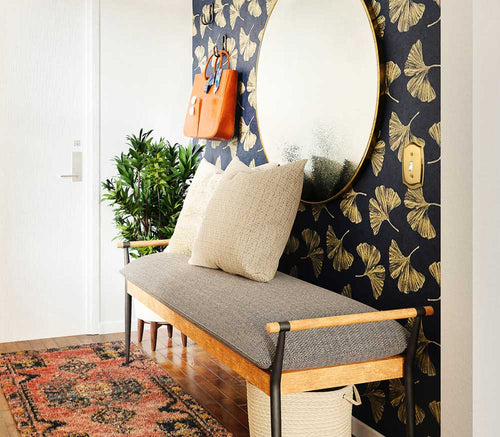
[472, 1, 500, 435]
[99, 0, 192, 332]
[441, 0, 473, 435]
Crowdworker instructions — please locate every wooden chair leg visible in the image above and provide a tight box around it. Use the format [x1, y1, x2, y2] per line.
[181, 333, 188, 347]
[167, 323, 173, 339]
[137, 319, 145, 343]
[150, 322, 159, 352]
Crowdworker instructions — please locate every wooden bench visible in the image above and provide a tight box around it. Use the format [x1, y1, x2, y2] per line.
[118, 240, 434, 437]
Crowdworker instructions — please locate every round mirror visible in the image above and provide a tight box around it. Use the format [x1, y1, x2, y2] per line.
[257, 0, 380, 203]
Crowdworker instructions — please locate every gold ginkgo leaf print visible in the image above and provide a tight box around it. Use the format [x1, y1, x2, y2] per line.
[429, 261, 440, 286]
[356, 243, 386, 300]
[223, 136, 239, 159]
[214, 0, 228, 28]
[368, 0, 386, 38]
[389, 379, 426, 425]
[326, 227, 354, 272]
[371, 139, 386, 177]
[428, 0, 441, 27]
[240, 116, 257, 151]
[266, 0, 277, 14]
[194, 45, 207, 73]
[289, 265, 298, 277]
[340, 189, 366, 224]
[389, 240, 425, 293]
[298, 202, 306, 213]
[230, 0, 245, 29]
[369, 186, 401, 235]
[285, 235, 299, 255]
[300, 229, 324, 278]
[405, 40, 440, 103]
[389, 112, 425, 162]
[192, 16, 197, 37]
[404, 188, 440, 239]
[407, 318, 440, 376]
[199, 4, 212, 38]
[312, 204, 334, 222]
[240, 28, 257, 62]
[429, 400, 441, 424]
[428, 121, 441, 164]
[383, 61, 401, 103]
[363, 382, 385, 423]
[247, 68, 257, 108]
[248, 0, 262, 17]
[389, 0, 425, 32]
[341, 284, 352, 298]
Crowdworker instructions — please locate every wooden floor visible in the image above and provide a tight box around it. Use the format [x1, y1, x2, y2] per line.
[0, 329, 250, 437]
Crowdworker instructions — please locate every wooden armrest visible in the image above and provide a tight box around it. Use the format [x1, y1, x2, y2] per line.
[117, 239, 170, 249]
[266, 306, 434, 334]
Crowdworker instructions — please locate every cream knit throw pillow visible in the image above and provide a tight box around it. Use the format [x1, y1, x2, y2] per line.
[168, 157, 269, 255]
[189, 160, 307, 282]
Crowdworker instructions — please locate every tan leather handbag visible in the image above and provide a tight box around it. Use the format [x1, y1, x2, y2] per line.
[184, 50, 238, 140]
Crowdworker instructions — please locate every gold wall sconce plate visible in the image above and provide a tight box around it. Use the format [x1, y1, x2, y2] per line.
[256, 0, 381, 204]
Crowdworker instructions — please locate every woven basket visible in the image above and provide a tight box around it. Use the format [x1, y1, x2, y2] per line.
[247, 383, 361, 437]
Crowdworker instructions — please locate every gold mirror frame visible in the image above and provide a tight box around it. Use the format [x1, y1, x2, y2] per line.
[256, 0, 382, 205]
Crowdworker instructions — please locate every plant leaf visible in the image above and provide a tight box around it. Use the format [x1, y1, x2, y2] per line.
[369, 186, 401, 235]
[340, 189, 366, 224]
[301, 229, 324, 278]
[405, 40, 438, 102]
[326, 227, 353, 272]
[356, 243, 385, 299]
[389, 112, 425, 161]
[389, 240, 425, 293]
[404, 188, 439, 239]
[389, 0, 425, 32]
[240, 27, 257, 62]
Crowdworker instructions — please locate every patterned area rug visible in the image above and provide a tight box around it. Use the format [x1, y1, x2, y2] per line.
[0, 341, 232, 436]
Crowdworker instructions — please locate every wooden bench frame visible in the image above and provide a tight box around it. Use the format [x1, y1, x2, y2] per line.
[118, 240, 434, 437]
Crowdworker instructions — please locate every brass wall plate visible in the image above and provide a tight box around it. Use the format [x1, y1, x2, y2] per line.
[402, 142, 424, 189]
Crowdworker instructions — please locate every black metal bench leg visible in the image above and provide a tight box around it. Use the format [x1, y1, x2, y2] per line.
[123, 244, 132, 366]
[270, 322, 290, 437]
[405, 309, 425, 437]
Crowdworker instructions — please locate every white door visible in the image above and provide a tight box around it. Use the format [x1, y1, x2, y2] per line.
[0, 0, 92, 342]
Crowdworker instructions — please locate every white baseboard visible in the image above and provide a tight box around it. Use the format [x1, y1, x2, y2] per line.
[99, 320, 124, 334]
[352, 417, 385, 437]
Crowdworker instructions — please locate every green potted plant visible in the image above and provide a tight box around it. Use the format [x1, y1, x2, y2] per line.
[102, 129, 203, 257]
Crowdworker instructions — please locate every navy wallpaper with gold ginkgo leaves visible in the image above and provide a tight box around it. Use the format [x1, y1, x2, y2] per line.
[192, 0, 441, 435]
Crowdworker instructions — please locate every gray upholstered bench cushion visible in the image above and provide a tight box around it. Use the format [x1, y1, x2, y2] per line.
[121, 252, 409, 371]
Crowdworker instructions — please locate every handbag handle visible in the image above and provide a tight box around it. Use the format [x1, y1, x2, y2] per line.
[204, 50, 231, 80]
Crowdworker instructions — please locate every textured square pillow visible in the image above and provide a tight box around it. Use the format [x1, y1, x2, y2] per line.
[189, 160, 307, 282]
[168, 157, 263, 255]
